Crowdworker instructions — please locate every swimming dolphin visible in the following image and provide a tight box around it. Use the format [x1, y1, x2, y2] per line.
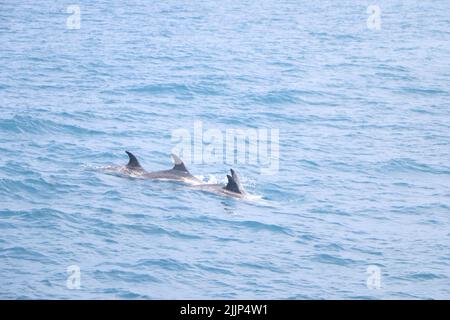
[190, 169, 246, 198]
[116, 151, 201, 183]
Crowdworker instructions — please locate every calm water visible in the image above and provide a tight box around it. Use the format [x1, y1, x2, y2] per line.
[1, 0, 449, 299]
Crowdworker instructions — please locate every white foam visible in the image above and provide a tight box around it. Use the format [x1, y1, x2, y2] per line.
[192, 174, 222, 185]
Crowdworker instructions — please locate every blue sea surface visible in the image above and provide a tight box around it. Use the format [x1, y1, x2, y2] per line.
[1, 0, 449, 299]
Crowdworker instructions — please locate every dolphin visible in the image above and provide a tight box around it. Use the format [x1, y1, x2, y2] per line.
[115, 151, 201, 183]
[189, 169, 247, 198]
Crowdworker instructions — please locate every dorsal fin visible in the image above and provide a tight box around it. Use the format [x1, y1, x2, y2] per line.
[224, 169, 245, 194]
[171, 154, 188, 172]
[125, 151, 143, 169]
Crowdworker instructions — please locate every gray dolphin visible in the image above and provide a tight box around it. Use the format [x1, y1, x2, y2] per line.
[117, 151, 201, 183]
[190, 169, 246, 198]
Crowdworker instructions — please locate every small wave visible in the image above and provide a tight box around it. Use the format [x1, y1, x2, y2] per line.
[126, 82, 224, 97]
[314, 243, 344, 251]
[379, 158, 450, 175]
[0, 176, 75, 198]
[238, 261, 285, 273]
[94, 269, 160, 284]
[406, 273, 447, 281]
[398, 87, 449, 96]
[120, 223, 202, 240]
[0, 207, 66, 220]
[312, 254, 356, 267]
[297, 233, 319, 242]
[0, 246, 53, 263]
[298, 159, 320, 170]
[220, 219, 293, 236]
[247, 89, 303, 105]
[0, 115, 104, 136]
[127, 83, 190, 95]
[135, 258, 192, 271]
[195, 263, 234, 275]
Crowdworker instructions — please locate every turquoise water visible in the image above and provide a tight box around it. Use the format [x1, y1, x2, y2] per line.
[1, 0, 449, 299]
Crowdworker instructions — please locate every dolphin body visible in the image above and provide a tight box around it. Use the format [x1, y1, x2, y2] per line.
[118, 151, 201, 183]
[189, 169, 246, 198]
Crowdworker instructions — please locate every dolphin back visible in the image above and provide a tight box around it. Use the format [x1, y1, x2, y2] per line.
[124, 151, 197, 181]
[171, 154, 189, 172]
[125, 151, 143, 170]
[225, 169, 245, 194]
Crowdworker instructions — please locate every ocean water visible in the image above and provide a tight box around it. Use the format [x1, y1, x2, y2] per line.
[1, 0, 449, 299]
